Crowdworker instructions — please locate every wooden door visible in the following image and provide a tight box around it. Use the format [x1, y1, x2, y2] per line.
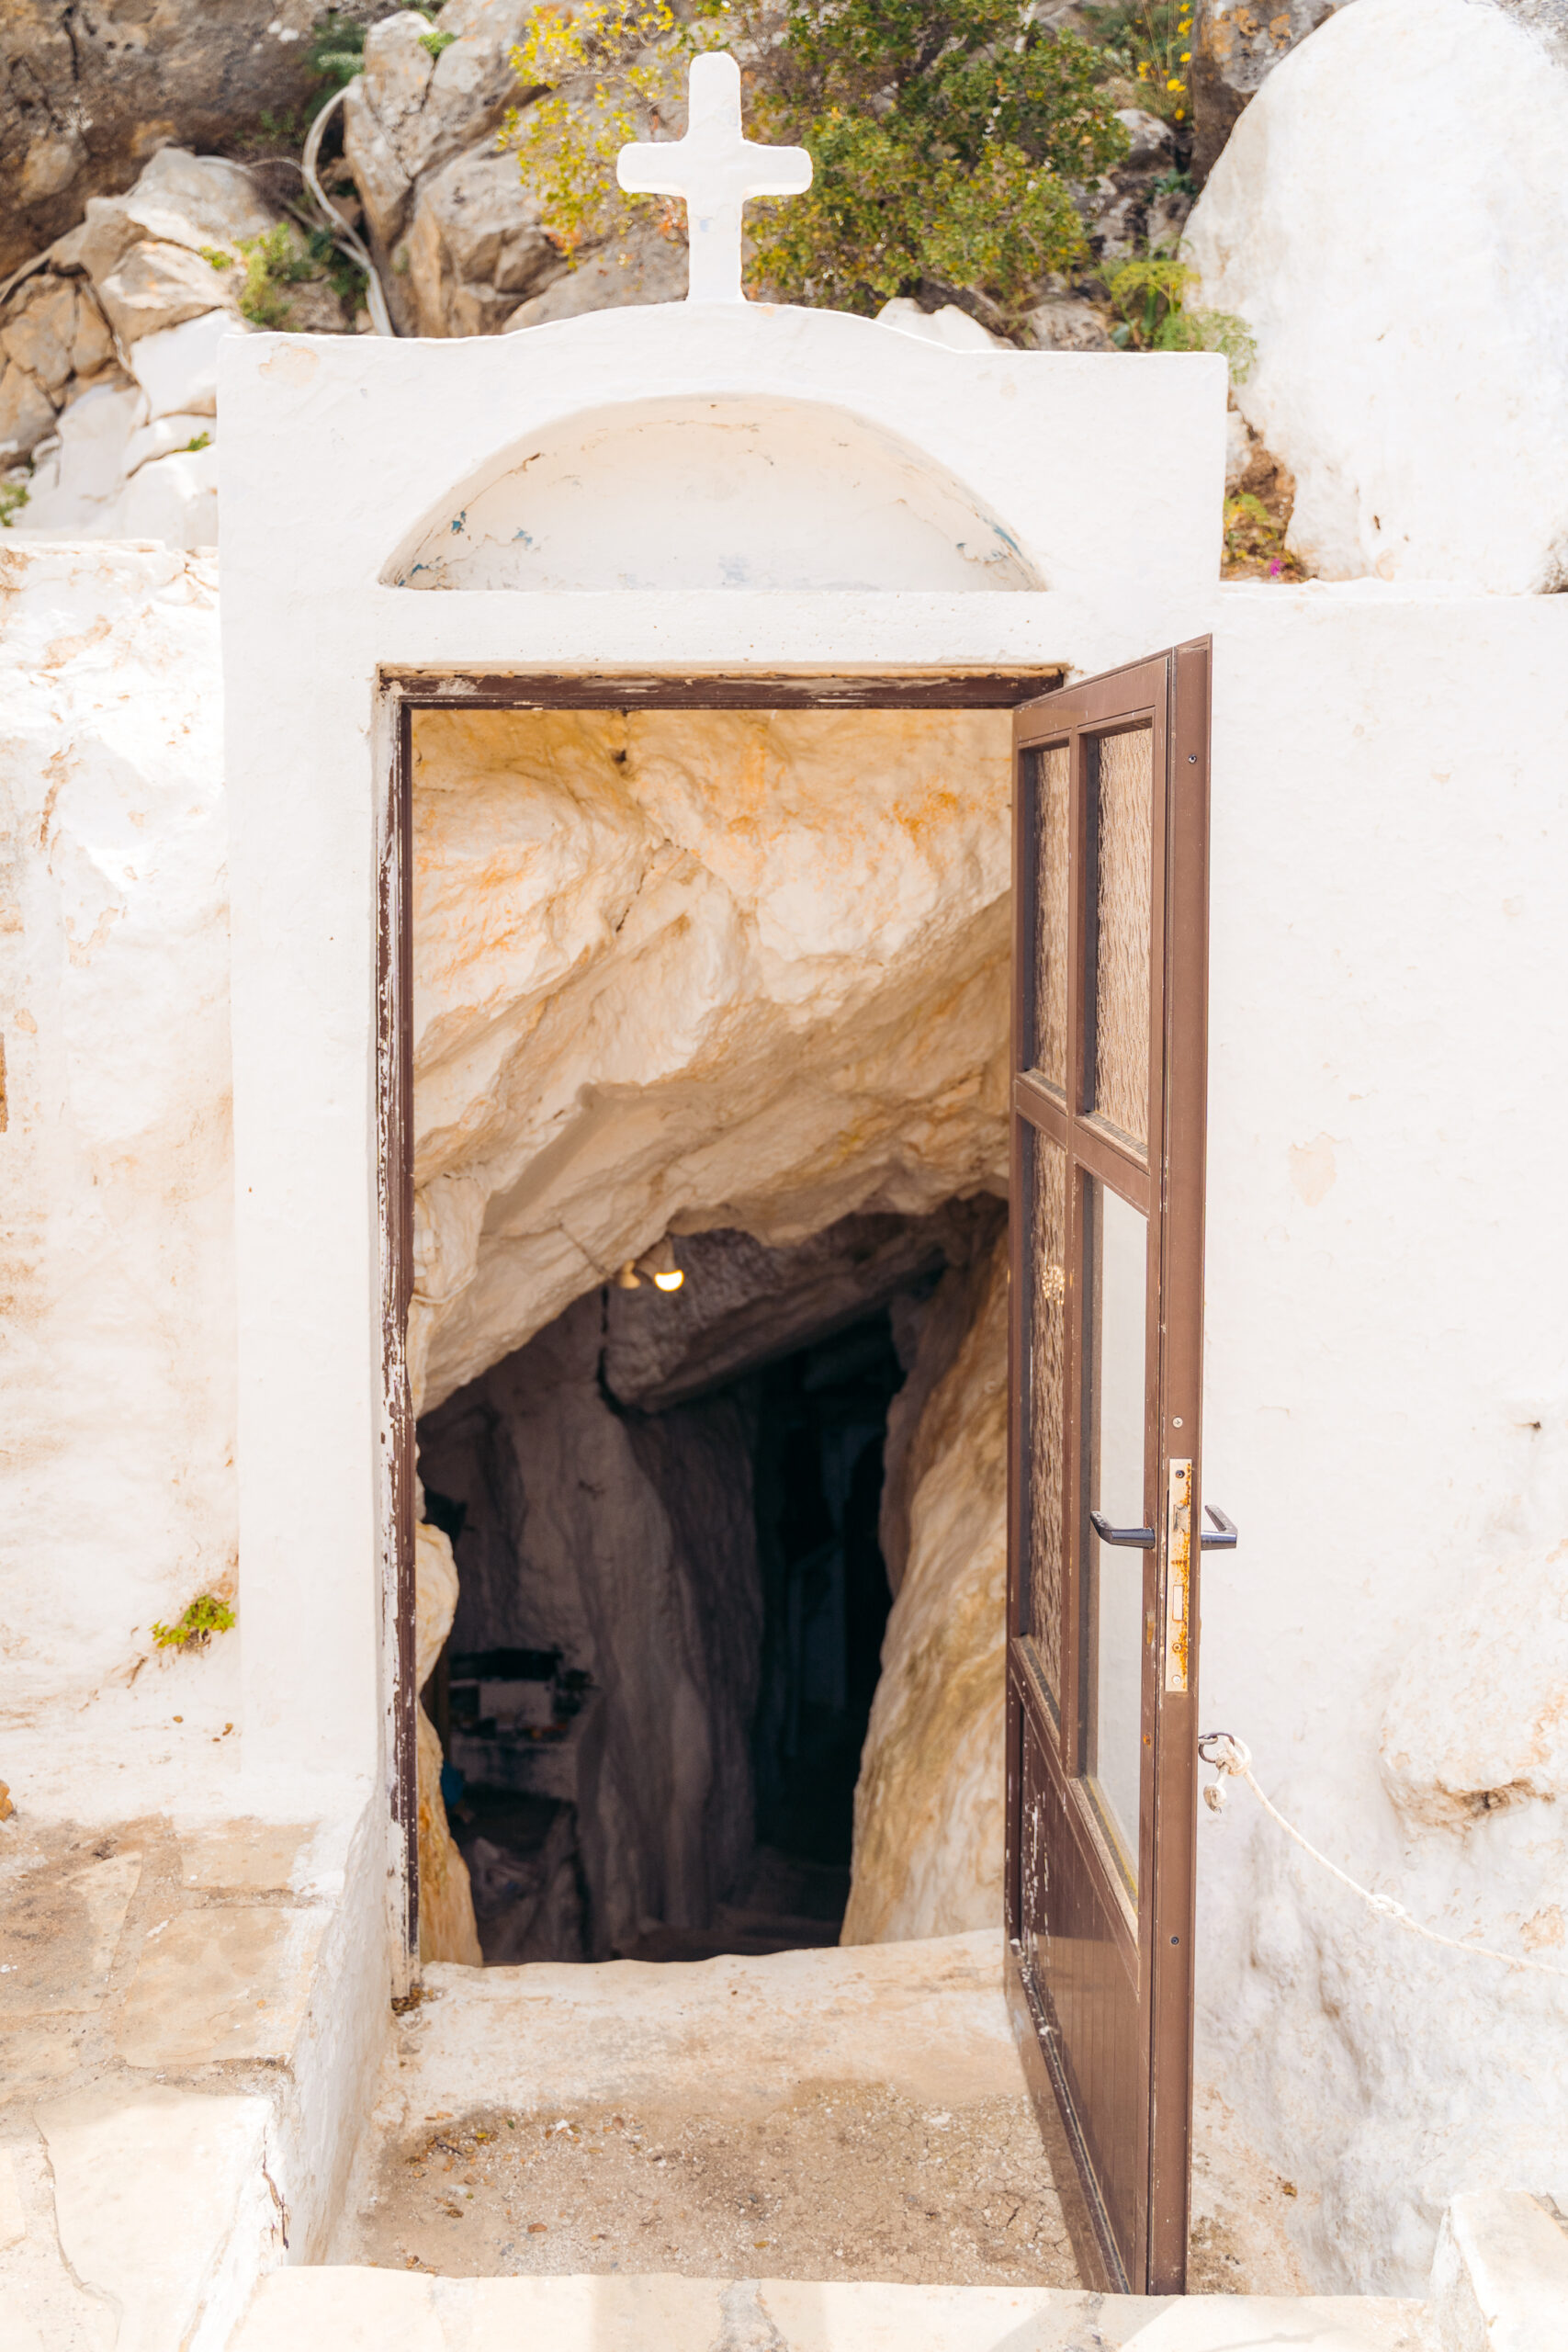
[1004, 642, 1217, 2294]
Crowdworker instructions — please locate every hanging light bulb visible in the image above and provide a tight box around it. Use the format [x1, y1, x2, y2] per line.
[635, 1235, 686, 1295]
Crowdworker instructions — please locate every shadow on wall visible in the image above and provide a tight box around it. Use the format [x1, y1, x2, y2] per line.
[382, 395, 1043, 592]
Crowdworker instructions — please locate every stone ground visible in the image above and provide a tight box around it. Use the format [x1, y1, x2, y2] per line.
[0, 1795, 362, 2346]
[0, 1818, 1318, 2331]
[340, 2084, 1075, 2286]
[0, 1809, 324, 2098]
[332, 1930, 1313, 2296]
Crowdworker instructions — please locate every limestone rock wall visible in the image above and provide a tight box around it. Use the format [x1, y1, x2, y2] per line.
[412, 1520, 482, 1966]
[0, 541, 237, 1724]
[842, 1234, 1010, 1946]
[409, 707, 1013, 1418]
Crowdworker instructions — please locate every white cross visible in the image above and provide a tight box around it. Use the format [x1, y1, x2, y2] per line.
[615, 51, 812, 306]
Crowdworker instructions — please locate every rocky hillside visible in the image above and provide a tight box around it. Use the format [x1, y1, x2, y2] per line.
[6, 0, 1564, 582]
[1, 0, 384, 280]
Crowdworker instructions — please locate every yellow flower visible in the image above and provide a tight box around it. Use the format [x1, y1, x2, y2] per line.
[1166, 74, 1184, 89]
[1180, 51, 1191, 62]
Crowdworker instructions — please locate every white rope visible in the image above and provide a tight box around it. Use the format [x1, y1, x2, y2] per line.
[1200, 1732, 1568, 1984]
[300, 85, 397, 338]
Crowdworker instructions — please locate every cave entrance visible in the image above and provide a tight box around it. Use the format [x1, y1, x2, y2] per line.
[389, 676, 1051, 1980]
[414, 1203, 1002, 1966]
[380, 650, 1213, 2290]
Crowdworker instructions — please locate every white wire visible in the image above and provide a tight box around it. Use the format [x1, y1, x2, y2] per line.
[1202, 1733, 1568, 1984]
[300, 83, 397, 338]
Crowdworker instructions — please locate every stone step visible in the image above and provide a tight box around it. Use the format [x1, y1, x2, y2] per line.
[230, 2269, 1434, 2352]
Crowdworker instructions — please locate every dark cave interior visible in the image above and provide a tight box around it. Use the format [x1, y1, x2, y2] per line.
[414, 1203, 1001, 1966]
[422, 1303, 909, 1965]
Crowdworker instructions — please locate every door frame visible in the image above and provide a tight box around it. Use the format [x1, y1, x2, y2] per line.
[374, 664, 1066, 1959]
[1003, 641, 1213, 2295]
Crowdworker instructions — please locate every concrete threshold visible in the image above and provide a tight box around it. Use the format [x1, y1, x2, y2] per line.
[231, 2268, 1436, 2350]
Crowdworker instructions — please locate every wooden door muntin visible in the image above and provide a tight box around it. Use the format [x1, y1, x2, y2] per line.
[1004, 643, 1211, 2295]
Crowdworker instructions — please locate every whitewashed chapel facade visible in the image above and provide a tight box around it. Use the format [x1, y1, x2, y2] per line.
[3, 49, 1567, 2336]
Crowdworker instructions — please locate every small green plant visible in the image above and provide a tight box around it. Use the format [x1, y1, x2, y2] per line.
[308, 0, 442, 88]
[1223, 491, 1303, 579]
[151, 1594, 236, 1652]
[253, 103, 311, 149]
[1080, 0, 1194, 123]
[0, 477, 30, 528]
[236, 224, 319, 327]
[308, 11, 368, 87]
[197, 244, 233, 271]
[183, 431, 211, 453]
[1106, 254, 1255, 377]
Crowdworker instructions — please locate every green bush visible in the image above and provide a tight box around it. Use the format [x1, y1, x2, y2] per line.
[502, 0, 1130, 321]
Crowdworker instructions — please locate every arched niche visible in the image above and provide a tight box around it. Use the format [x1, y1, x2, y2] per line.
[381, 393, 1043, 593]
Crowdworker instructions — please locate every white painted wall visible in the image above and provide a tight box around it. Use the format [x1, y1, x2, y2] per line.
[0, 543, 239, 1757]
[1198, 584, 1568, 2290]
[217, 304, 1228, 1790]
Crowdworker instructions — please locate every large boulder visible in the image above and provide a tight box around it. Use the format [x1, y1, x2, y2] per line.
[1184, 0, 1568, 590]
[95, 243, 240, 347]
[499, 222, 686, 334]
[1190, 0, 1568, 182]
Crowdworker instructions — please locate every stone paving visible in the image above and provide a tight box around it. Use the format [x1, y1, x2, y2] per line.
[0, 1807, 357, 2348]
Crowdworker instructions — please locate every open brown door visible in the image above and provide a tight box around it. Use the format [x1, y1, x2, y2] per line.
[1004, 642, 1222, 2294]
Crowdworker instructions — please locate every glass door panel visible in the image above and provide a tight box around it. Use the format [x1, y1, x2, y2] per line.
[1088, 727, 1153, 1148]
[1031, 743, 1072, 1091]
[1027, 1129, 1068, 1708]
[1086, 1176, 1148, 1891]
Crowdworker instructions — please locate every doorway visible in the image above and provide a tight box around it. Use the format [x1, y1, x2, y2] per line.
[377, 656, 1209, 2290]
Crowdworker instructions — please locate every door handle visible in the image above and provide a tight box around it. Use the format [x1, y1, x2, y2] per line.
[1089, 1512, 1156, 1549]
[1091, 1504, 1237, 1551]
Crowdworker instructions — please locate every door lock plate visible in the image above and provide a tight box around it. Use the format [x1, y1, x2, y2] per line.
[1165, 1459, 1191, 1692]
